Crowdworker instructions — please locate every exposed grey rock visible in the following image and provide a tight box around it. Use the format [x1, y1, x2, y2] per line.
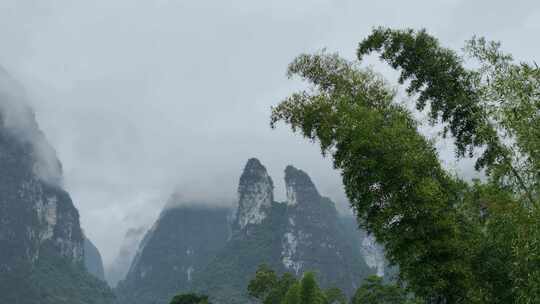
[281, 165, 373, 295]
[284, 165, 319, 207]
[360, 234, 386, 277]
[235, 158, 274, 230]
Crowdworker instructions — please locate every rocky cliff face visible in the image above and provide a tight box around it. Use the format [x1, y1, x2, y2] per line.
[0, 69, 83, 271]
[235, 158, 274, 231]
[360, 234, 386, 277]
[280, 165, 372, 295]
[117, 158, 380, 304]
[0, 68, 114, 304]
[340, 216, 388, 279]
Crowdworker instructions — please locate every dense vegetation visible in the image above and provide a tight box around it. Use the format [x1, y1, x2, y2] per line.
[171, 265, 414, 304]
[270, 28, 540, 303]
[0, 246, 115, 304]
[247, 265, 353, 304]
[170, 293, 212, 304]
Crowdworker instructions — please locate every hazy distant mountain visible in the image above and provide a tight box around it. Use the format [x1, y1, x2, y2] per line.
[84, 237, 106, 281]
[116, 158, 384, 304]
[106, 226, 147, 287]
[116, 204, 231, 304]
[0, 68, 115, 304]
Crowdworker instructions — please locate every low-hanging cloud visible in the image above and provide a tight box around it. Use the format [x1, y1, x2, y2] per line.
[0, 67, 63, 186]
[1, 0, 539, 267]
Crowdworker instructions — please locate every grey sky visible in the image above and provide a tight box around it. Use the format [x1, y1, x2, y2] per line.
[1, 0, 539, 266]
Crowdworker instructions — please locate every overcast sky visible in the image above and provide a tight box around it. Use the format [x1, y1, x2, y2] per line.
[1, 0, 539, 266]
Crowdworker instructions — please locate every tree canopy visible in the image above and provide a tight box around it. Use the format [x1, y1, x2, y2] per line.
[271, 27, 540, 304]
[352, 276, 417, 304]
[169, 293, 211, 304]
[247, 265, 350, 304]
[248, 265, 415, 304]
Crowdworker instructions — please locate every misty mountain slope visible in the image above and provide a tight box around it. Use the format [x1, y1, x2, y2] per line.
[84, 237, 106, 281]
[0, 68, 115, 304]
[116, 158, 379, 304]
[193, 161, 374, 303]
[193, 202, 289, 303]
[106, 226, 147, 287]
[116, 203, 231, 304]
[190, 159, 290, 302]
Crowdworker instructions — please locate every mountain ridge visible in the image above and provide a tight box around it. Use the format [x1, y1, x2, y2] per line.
[0, 68, 115, 304]
[116, 158, 382, 304]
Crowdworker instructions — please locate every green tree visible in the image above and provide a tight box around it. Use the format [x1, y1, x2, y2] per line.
[272, 48, 475, 303]
[357, 29, 539, 206]
[323, 287, 347, 304]
[352, 276, 412, 304]
[283, 282, 301, 304]
[248, 265, 298, 304]
[299, 272, 326, 304]
[271, 28, 540, 304]
[248, 264, 279, 301]
[358, 28, 540, 304]
[169, 293, 210, 304]
[248, 267, 342, 304]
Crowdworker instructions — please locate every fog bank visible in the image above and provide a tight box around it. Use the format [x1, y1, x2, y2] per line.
[1, 0, 539, 266]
